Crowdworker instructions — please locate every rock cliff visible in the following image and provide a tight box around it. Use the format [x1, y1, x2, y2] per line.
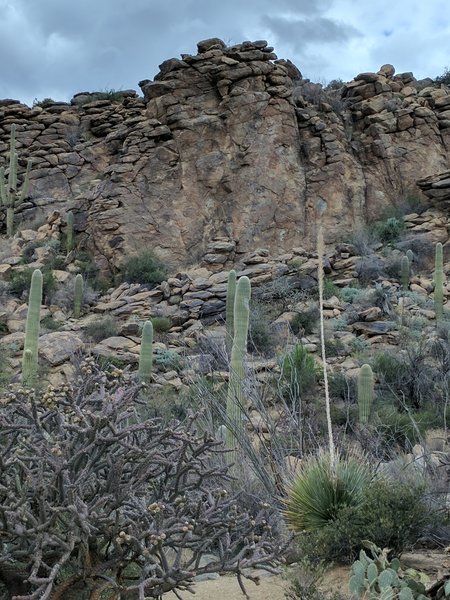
[1, 38, 449, 272]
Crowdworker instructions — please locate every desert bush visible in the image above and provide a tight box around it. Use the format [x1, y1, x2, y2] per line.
[280, 344, 318, 401]
[435, 67, 450, 86]
[285, 451, 372, 534]
[291, 304, 320, 335]
[154, 349, 182, 371]
[151, 316, 172, 332]
[297, 475, 432, 564]
[248, 302, 274, 355]
[84, 315, 119, 342]
[340, 286, 362, 304]
[372, 216, 405, 243]
[0, 359, 284, 599]
[322, 278, 340, 300]
[348, 228, 377, 256]
[356, 255, 385, 284]
[285, 558, 347, 600]
[324, 337, 346, 357]
[120, 250, 167, 285]
[8, 267, 56, 302]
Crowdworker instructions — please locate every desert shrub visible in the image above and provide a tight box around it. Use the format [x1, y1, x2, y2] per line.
[285, 558, 347, 600]
[247, 302, 274, 355]
[340, 286, 362, 304]
[285, 451, 372, 534]
[84, 315, 119, 342]
[151, 316, 172, 332]
[0, 360, 283, 599]
[291, 304, 320, 335]
[376, 405, 441, 448]
[373, 216, 405, 243]
[280, 344, 318, 401]
[297, 476, 432, 564]
[32, 97, 56, 108]
[120, 250, 167, 285]
[348, 228, 377, 256]
[154, 349, 182, 371]
[8, 267, 56, 302]
[356, 255, 385, 284]
[41, 315, 64, 332]
[324, 337, 346, 357]
[323, 278, 340, 300]
[435, 67, 450, 86]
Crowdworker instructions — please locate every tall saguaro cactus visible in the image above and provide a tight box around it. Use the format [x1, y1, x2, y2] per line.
[66, 211, 75, 254]
[0, 124, 32, 237]
[358, 364, 374, 424]
[434, 242, 444, 323]
[400, 255, 410, 291]
[139, 320, 154, 383]
[73, 274, 84, 318]
[225, 269, 236, 359]
[226, 276, 251, 462]
[21, 269, 43, 387]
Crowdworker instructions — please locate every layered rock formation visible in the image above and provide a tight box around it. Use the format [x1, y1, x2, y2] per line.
[1, 39, 449, 272]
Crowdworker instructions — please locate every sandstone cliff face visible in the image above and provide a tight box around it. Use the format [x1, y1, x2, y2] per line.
[1, 39, 449, 272]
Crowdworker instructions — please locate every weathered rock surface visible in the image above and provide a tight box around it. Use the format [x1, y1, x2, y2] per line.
[1, 40, 450, 273]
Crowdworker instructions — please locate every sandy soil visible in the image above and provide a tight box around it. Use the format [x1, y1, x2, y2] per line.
[162, 550, 450, 600]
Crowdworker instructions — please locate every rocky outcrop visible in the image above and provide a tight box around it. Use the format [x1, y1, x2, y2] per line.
[1, 42, 450, 273]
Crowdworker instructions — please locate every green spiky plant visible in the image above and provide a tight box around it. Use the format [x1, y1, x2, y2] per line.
[0, 124, 32, 237]
[400, 255, 410, 291]
[138, 320, 153, 383]
[21, 269, 42, 387]
[73, 274, 83, 318]
[434, 242, 444, 323]
[406, 249, 414, 265]
[66, 211, 75, 254]
[225, 269, 236, 359]
[226, 276, 251, 464]
[358, 364, 374, 425]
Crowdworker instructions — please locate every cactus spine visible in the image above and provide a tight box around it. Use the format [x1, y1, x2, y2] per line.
[358, 364, 374, 424]
[138, 320, 153, 383]
[400, 255, 410, 291]
[434, 242, 444, 322]
[73, 274, 84, 318]
[66, 211, 75, 253]
[226, 276, 251, 461]
[225, 269, 236, 359]
[0, 124, 32, 237]
[21, 269, 42, 387]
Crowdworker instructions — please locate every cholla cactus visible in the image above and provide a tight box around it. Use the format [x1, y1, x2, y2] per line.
[0, 124, 32, 237]
[357, 364, 374, 424]
[21, 269, 42, 387]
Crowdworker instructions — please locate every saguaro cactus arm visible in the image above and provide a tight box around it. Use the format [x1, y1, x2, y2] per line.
[225, 269, 236, 359]
[358, 364, 374, 424]
[139, 320, 154, 383]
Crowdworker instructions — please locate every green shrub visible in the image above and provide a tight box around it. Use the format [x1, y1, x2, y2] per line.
[373, 216, 405, 243]
[291, 305, 320, 335]
[324, 337, 346, 357]
[151, 316, 172, 332]
[376, 405, 440, 448]
[340, 286, 362, 304]
[435, 67, 450, 86]
[84, 316, 119, 343]
[154, 349, 182, 371]
[247, 302, 273, 355]
[285, 451, 372, 534]
[298, 477, 432, 564]
[280, 344, 318, 400]
[323, 278, 340, 300]
[120, 251, 167, 285]
[8, 267, 56, 302]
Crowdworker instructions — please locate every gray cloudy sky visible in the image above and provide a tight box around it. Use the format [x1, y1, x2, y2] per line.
[1, 0, 449, 106]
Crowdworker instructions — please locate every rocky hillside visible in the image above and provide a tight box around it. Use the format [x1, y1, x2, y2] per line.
[1, 38, 450, 274]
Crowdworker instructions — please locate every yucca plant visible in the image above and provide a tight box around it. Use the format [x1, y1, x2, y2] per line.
[284, 451, 372, 532]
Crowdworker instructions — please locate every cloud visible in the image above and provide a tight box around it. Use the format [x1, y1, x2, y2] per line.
[1, 0, 449, 105]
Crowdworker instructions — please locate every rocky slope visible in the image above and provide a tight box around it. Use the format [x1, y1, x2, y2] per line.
[1, 38, 450, 273]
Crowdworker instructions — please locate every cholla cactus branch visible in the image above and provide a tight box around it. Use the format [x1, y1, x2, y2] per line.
[0, 360, 286, 599]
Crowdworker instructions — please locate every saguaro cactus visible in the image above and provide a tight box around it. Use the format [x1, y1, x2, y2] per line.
[0, 124, 32, 237]
[358, 364, 374, 424]
[400, 255, 410, 291]
[434, 242, 444, 322]
[73, 274, 84, 318]
[225, 269, 236, 359]
[21, 269, 43, 387]
[138, 320, 154, 383]
[66, 211, 75, 254]
[226, 276, 251, 462]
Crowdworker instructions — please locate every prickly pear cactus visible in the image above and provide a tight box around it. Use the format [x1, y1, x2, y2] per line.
[349, 542, 428, 600]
